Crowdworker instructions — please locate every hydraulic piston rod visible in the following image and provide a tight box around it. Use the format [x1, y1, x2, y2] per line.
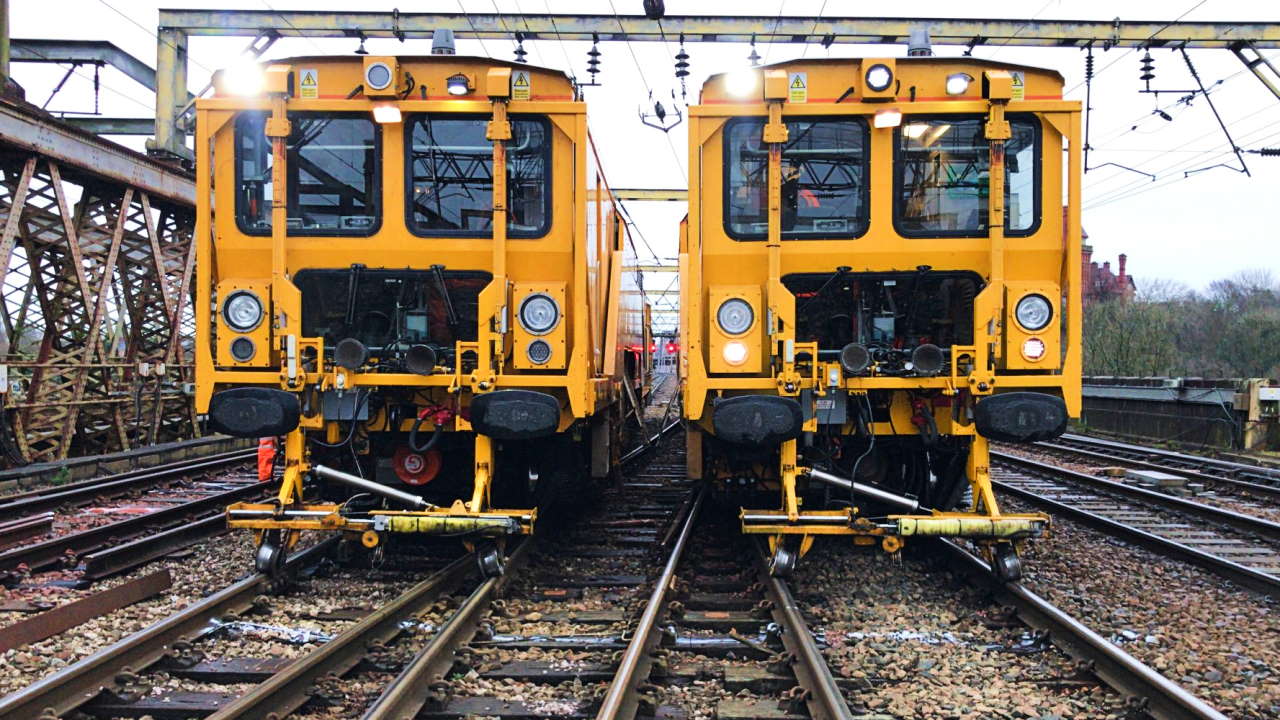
[314, 464, 432, 510]
[805, 467, 921, 514]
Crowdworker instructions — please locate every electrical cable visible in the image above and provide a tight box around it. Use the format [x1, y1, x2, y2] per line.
[455, 0, 493, 58]
[798, 1, 828, 59]
[1063, 0, 1210, 96]
[311, 389, 370, 448]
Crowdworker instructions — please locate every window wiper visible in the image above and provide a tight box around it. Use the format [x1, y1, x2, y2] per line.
[431, 264, 460, 336]
[344, 263, 365, 330]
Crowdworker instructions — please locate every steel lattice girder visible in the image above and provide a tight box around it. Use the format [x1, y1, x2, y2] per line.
[0, 150, 197, 466]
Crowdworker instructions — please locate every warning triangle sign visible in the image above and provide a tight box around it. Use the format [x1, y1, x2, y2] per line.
[514, 73, 529, 87]
[791, 75, 805, 88]
[301, 71, 317, 87]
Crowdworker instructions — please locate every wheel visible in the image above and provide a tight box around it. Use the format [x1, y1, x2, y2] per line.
[477, 544, 505, 578]
[992, 543, 1023, 582]
[255, 531, 290, 593]
[769, 541, 798, 578]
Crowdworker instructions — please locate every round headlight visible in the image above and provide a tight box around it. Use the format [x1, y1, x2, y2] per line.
[365, 62, 393, 91]
[722, 341, 749, 366]
[865, 64, 893, 92]
[519, 294, 560, 335]
[1015, 294, 1053, 331]
[223, 290, 264, 332]
[716, 298, 754, 336]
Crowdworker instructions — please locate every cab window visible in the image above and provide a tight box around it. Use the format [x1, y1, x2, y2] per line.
[724, 118, 869, 240]
[235, 112, 380, 236]
[405, 115, 550, 238]
[895, 116, 1038, 236]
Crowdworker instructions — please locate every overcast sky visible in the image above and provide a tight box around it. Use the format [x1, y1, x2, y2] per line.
[11, 0, 1280, 319]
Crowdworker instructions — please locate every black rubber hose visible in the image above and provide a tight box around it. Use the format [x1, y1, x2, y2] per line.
[408, 414, 443, 453]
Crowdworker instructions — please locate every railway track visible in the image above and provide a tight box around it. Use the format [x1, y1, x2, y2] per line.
[1039, 433, 1280, 500]
[0, 449, 257, 519]
[0, 478, 268, 585]
[992, 451, 1280, 595]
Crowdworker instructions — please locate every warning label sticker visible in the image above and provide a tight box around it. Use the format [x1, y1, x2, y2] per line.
[511, 70, 531, 100]
[788, 72, 808, 103]
[1011, 71, 1025, 101]
[299, 68, 319, 99]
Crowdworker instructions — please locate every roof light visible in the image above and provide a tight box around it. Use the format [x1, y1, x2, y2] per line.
[725, 68, 759, 98]
[446, 73, 472, 96]
[221, 59, 265, 96]
[865, 63, 893, 92]
[946, 72, 973, 96]
[873, 108, 902, 128]
[372, 103, 402, 124]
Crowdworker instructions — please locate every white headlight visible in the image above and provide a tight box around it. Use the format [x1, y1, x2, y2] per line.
[221, 59, 265, 97]
[865, 64, 893, 92]
[1015, 294, 1053, 331]
[519, 294, 560, 335]
[722, 341, 749, 366]
[725, 69, 759, 98]
[223, 291, 264, 332]
[945, 73, 972, 96]
[716, 298, 754, 335]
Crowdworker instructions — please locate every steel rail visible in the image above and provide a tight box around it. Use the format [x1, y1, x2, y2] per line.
[1033, 439, 1280, 500]
[593, 487, 704, 720]
[361, 539, 534, 720]
[618, 418, 683, 467]
[0, 448, 256, 519]
[0, 480, 271, 575]
[1059, 433, 1280, 482]
[207, 550, 479, 720]
[937, 539, 1228, 720]
[991, 469, 1280, 596]
[0, 513, 53, 550]
[753, 539, 856, 720]
[992, 451, 1280, 544]
[0, 538, 337, 720]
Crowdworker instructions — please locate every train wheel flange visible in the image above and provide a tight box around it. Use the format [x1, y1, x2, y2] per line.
[769, 539, 798, 578]
[477, 544, 505, 578]
[992, 543, 1023, 582]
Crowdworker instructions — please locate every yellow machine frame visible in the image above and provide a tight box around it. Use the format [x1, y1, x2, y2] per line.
[194, 57, 646, 554]
[681, 58, 1082, 563]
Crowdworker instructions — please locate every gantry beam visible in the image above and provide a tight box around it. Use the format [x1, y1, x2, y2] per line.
[157, 10, 1280, 48]
[11, 39, 194, 101]
[63, 117, 156, 136]
[149, 9, 1280, 159]
[591, 188, 688, 202]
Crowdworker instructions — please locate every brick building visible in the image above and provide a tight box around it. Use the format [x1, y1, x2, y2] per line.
[1081, 241, 1136, 307]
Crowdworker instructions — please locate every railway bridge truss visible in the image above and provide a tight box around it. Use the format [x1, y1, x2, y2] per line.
[0, 97, 197, 466]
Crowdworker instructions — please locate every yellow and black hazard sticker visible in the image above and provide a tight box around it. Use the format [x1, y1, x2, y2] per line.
[511, 70, 531, 100]
[788, 72, 808, 103]
[1011, 71, 1025, 101]
[299, 68, 319, 99]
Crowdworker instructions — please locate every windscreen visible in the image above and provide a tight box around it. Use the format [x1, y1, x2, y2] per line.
[896, 116, 1038, 235]
[406, 115, 550, 237]
[235, 112, 379, 235]
[724, 118, 869, 239]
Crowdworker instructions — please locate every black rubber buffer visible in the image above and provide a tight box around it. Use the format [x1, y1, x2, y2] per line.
[208, 388, 301, 438]
[469, 390, 561, 440]
[974, 391, 1068, 443]
[712, 395, 803, 446]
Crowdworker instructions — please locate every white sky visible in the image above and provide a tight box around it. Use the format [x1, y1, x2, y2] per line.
[11, 0, 1280, 314]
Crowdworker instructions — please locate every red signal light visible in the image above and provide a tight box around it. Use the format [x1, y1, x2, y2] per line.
[665, 342, 678, 354]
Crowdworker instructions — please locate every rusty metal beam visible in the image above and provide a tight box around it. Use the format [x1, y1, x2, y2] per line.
[589, 188, 687, 202]
[0, 99, 193, 206]
[0, 569, 171, 653]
